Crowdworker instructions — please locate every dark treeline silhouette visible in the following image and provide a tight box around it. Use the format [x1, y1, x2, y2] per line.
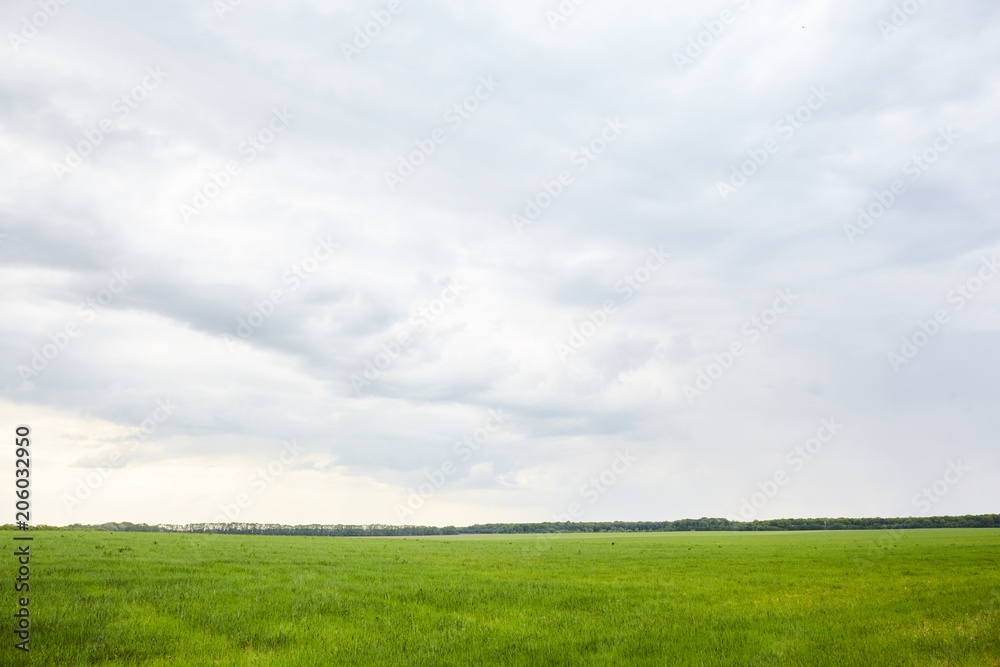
[12, 514, 999, 536]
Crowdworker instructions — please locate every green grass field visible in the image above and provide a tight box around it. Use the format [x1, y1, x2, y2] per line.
[2, 528, 998, 665]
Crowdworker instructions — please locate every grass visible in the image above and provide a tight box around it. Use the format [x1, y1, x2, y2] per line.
[1, 528, 998, 665]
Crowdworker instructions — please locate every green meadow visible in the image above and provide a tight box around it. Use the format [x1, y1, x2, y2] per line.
[1, 528, 998, 665]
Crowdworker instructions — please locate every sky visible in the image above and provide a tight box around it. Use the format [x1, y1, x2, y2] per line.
[1, 0, 997, 528]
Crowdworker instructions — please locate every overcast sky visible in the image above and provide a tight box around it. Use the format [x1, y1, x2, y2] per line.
[1, 0, 997, 527]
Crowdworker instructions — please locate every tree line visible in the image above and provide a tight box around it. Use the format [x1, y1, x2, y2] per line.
[11, 514, 998, 536]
